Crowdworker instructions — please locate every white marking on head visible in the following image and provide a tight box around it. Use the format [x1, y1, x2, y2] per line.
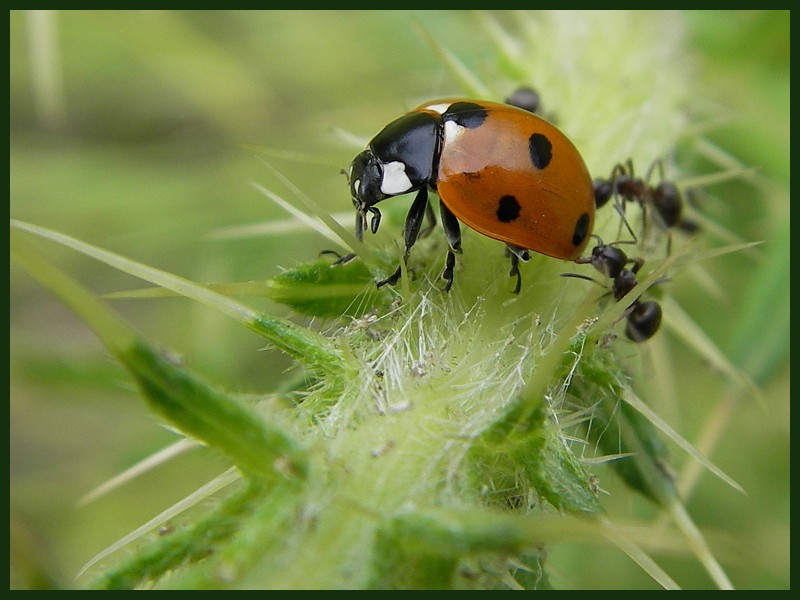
[443, 120, 466, 145]
[424, 102, 452, 115]
[380, 161, 413, 195]
[352, 179, 360, 194]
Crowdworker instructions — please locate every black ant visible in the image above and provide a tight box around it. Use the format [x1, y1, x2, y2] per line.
[504, 86, 542, 115]
[504, 85, 560, 124]
[593, 159, 698, 252]
[563, 235, 664, 343]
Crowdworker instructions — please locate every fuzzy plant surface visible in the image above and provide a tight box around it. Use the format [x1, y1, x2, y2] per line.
[11, 10, 787, 591]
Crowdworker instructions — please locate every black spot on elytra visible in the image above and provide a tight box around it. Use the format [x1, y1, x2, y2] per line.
[442, 102, 488, 129]
[572, 212, 590, 247]
[529, 133, 553, 169]
[496, 195, 521, 223]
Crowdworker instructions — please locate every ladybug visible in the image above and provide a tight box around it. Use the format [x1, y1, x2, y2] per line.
[563, 235, 663, 343]
[347, 91, 595, 293]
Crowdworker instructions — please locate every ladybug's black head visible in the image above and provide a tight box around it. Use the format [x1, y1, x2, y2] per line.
[348, 149, 389, 241]
[347, 110, 439, 242]
[349, 150, 386, 212]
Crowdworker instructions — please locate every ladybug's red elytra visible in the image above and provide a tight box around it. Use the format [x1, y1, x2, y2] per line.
[347, 91, 595, 293]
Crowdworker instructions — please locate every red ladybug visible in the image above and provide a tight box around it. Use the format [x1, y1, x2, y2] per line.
[348, 91, 595, 292]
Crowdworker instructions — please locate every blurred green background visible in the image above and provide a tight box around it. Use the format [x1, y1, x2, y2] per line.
[10, 10, 789, 589]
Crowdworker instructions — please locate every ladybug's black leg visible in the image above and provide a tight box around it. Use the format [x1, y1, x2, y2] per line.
[508, 252, 521, 294]
[441, 250, 456, 292]
[419, 197, 437, 239]
[401, 187, 429, 254]
[439, 200, 462, 291]
[320, 249, 356, 265]
[376, 188, 429, 289]
[376, 265, 402, 288]
[505, 244, 530, 294]
[439, 199, 462, 254]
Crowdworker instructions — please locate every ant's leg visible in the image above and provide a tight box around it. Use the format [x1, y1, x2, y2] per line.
[645, 157, 665, 184]
[628, 256, 645, 275]
[637, 162, 663, 245]
[609, 162, 638, 242]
